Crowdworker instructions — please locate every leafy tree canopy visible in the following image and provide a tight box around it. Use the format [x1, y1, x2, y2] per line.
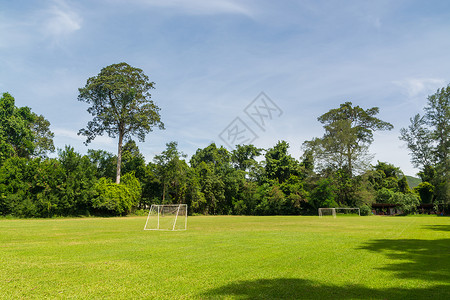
[78, 62, 164, 183]
[265, 141, 299, 184]
[190, 143, 231, 171]
[231, 144, 263, 172]
[400, 84, 449, 205]
[304, 102, 393, 176]
[0, 92, 54, 163]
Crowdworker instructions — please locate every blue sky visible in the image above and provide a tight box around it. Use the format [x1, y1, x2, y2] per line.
[1, 0, 450, 176]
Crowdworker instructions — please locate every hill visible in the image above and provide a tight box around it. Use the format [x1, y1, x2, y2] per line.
[405, 175, 421, 188]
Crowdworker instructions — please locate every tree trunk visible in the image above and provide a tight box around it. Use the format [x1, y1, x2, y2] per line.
[162, 180, 166, 202]
[116, 131, 124, 184]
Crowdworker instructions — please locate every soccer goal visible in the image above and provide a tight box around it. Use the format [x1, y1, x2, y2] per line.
[144, 204, 187, 231]
[319, 208, 360, 218]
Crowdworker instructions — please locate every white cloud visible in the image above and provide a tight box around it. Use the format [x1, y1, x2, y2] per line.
[41, 0, 82, 38]
[0, 0, 82, 50]
[132, 0, 253, 16]
[393, 78, 445, 98]
[53, 128, 115, 145]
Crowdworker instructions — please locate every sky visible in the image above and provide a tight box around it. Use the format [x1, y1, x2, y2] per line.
[1, 0, 450, 176]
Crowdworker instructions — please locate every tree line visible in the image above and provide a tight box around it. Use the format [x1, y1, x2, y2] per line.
[0, 63, 448, 217]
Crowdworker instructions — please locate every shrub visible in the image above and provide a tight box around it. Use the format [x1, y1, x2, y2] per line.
[359, 204, 372, 216]
[414, 182, 434, 204]
[376, 188, 394, 203]
[93, 178, 133, 215]
[121, 172, 142, 207]
[392, 192, 420, 215]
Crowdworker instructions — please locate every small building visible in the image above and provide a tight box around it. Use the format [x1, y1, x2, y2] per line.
[372, 203, 437, 215]
[418, 203, 435, 214]
[371, 203, 402, 215]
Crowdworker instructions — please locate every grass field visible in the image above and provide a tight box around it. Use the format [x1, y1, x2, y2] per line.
[1, 215, 449, 299]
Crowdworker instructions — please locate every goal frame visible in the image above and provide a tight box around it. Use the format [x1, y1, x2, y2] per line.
[319, 207, 360, 218]
[144, 204, 188, 231]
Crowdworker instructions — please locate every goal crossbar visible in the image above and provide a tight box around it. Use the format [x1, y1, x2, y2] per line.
[144, 204, 187, 231]
[318, 207, 360, 218]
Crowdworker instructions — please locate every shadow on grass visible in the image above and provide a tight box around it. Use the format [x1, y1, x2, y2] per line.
[202, 278, 449, 299]
[359, 238, 450, 283]
[203, 238, 450, 299]
[422, 225, 450, 232]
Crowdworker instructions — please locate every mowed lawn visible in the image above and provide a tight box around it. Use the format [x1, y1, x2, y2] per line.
[1, 216, 449, 299]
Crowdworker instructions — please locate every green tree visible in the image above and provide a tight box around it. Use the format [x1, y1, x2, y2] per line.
[0, 93, 54, 162]
[280, 174, 308, 214]
[93, 177, 133, 215]
[140, 161, 162, 208]
[195, 161, 225, 214]
[397, 176, 410, 194]
[30, 113, 55, 158]
[77, 62, 164, 184]
[391, 192, 420, 215]
[0, 153, 94, 217]
[87, 149, 116, 180]
[258, 184, 287, 215]
[415, 182, 434, 204]
[400, 84, 450, 205]
[222, 168, 246, 214]
[121, 140, 146, 180]
[399, 114, 434, 168]
[58, 146, 98, 215]
[231, 144, 263, 172]
[304, 102, 393, 176]
[264, 141, 300, 184]
[308, 178, 338, 211]
[190, 143, 232, 214]
[153, 142, 189, 204]
[190, 143, 231, 170]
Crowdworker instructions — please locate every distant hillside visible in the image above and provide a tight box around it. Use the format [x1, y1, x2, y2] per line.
[405, 175, 421, 188]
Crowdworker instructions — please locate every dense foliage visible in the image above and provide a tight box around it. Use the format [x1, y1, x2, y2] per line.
[1, 84, 448, 217]
[0, 138, 432, 217]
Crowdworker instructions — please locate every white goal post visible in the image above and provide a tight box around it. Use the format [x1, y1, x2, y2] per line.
[144, 204, 187, 231]
[319, 208, 360, 218]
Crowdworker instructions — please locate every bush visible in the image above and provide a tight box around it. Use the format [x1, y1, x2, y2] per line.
[309, 179, 338, 210]
[359, 204, 372, 216]
[392, 192, 420, 215]
[121, 172, 141, 207]
[414, 182, 434, 204]
[376, 188, 394, 203]
[93, 178, 133, 215]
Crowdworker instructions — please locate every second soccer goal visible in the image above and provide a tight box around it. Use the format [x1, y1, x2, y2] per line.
[318, 207, 360, 218]
[144, 204, 187, 231]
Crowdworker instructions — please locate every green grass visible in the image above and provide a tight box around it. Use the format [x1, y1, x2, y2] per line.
[1, 215, 449, 299]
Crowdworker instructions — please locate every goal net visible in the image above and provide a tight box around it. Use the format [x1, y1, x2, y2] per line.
[319, 208, 360, 218]
[144, 204, 187, 231]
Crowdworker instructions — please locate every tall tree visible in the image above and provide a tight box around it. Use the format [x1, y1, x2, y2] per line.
[304, 102, 393, 176]
[425, 85, 450, 172]
[78, 62, 164, 183]
[399, 114, 434, 168]
[400, 84, 449, 204]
